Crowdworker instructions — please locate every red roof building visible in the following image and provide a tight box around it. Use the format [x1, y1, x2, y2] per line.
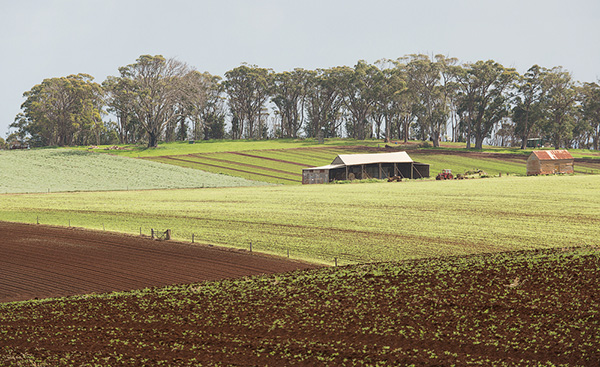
[526, 150, 574, 176]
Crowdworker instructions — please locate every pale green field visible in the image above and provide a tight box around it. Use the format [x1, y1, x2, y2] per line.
[1, 175, 598, 265]
[0, 149, 265, 193]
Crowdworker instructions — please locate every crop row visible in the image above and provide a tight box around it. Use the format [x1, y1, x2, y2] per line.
[144, 147, 350, 185]
[1, 246, 598, 365]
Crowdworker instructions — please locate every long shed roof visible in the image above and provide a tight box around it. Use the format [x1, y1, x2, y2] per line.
[331, 151, 413, 165]
[303, 151, 417, 171]
[530, 150, 573, 160]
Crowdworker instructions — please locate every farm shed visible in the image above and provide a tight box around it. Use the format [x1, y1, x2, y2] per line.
[302, 151, 430, 184]
[526, 150, 574, 176]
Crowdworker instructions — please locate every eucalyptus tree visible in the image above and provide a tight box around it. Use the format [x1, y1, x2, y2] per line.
[453, 60, 517, 149]
[512, 65, 545, 149]
[224, 64, 272, 139]
[403, 54, 441, 144]
[271, 68, 309, 138]
[13, 73, 104, 147]
[338, 61, 381, 140]
[578, 81, 600, 150]
[174, 71, 221, 141]
[371, 60, 407, 141]
[198, 74, 227, 140]
[435, 54, 459, 143]
[542, 67, 578, 149]
[304, 68, 344, 138]
[103, 75, 141, 144]
[114, 55, 194, 147]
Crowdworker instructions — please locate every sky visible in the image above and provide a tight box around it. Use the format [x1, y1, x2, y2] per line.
[1, 0, 599, 137]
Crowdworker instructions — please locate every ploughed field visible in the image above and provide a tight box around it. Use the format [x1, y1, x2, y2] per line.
[1, 246, 598, 366]
[0, 222, 318, 303]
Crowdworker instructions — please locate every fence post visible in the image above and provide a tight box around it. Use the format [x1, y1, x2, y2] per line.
[166, 229, 171, 240]
[287, 249, 289, 258]
[192, 233, 195, 243]
[151, 229, 154, 239]
[36, 216, 39, 225]
[334, 257, 338, 267]
[250, 241, 252, 253]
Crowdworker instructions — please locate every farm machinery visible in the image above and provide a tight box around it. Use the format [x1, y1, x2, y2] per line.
[436, 169, 453, 180]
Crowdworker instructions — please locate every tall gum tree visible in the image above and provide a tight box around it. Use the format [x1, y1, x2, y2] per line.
[542, 67, 577, 149]
[224, 65, 272, 139]
[512, 65, 545, 149]
[13, 74, 104, 147]
[115, 55, 192, 147]
[454, 60, 517, 149]
[271, 68, 309, 138]
[578, 81, 600, 150]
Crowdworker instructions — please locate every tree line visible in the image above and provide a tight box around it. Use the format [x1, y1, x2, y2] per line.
[9, 54, 600, 150]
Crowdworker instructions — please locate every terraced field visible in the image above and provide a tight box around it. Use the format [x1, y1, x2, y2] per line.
[142, 147, 545, 185]
[143, 147, 346, 184]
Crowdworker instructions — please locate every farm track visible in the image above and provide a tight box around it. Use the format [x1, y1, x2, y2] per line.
[0, 221, 319, 303]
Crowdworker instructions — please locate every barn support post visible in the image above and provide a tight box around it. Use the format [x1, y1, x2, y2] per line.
[378, 163, 382, 179]
[394, 163, 398, 177]
[345, 166, 349, 180]
[361, 165, 365, 179]
[411, 163, 414, 179]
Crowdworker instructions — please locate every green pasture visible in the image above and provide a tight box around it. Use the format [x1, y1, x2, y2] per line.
[1, 175, 599, 265]
[0, 149, 264, 193]
[411, 153, 528, 176]
[84, 138, 384, 158]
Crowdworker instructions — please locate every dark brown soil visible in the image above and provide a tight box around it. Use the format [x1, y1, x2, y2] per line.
[1, 247, 598, 366]
[0, 221, 319, 303]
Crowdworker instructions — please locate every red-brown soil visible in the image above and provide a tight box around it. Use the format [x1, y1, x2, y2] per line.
[0, 221, 319, 303]
[1, 247, 598, 366]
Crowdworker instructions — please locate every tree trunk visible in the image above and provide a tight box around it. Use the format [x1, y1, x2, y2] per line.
[148, 131, 159, 148]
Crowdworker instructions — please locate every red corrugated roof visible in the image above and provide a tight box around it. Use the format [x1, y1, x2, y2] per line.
[531, 150, 573, 160]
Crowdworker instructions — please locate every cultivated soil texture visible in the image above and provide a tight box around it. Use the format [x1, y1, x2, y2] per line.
[0, 221, 318, 303]
[1, 246, 598, 366]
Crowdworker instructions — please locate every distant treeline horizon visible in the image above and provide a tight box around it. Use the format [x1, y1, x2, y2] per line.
[5, 54, 600, 151]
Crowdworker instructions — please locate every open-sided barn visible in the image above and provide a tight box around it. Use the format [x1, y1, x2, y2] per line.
[526, 150, 574, 176]
[302, 151, 429, 184]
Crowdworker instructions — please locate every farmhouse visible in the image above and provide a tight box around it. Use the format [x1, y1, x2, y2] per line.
[302, 151, 430, 184]
[526, 150, 574, 176]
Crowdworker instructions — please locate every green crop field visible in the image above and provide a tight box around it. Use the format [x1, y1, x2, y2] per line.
[0, 149, 265, 193]
[1, 246, 598, 365]
[1, 175, 598, 265]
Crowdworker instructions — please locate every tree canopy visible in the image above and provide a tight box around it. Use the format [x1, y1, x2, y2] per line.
[9, 54, 600, 150]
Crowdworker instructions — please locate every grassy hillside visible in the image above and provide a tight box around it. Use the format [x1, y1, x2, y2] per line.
[0, 149, 265, 193]
[1, 175, 598, 264]
[84, 138, 384, 157]
[1, 246, 598, 365]
[83, 139, 600, 185]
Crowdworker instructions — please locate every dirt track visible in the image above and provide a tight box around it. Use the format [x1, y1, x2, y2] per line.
[0, 221, 319, 303]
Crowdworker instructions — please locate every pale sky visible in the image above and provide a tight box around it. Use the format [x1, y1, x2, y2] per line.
[1, 0, 598, 137]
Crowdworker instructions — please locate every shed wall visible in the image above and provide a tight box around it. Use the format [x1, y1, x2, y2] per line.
[527, 157, 574, 175]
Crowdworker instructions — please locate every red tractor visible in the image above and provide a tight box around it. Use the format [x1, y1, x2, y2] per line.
[436, 169, 453, 180]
